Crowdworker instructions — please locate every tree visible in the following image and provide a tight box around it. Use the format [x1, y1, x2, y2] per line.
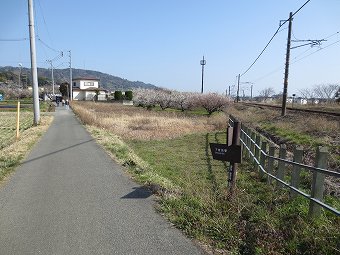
[258, 87, 275, 101]
[114, 90, 123, 100]
[157, 90, 173, 110]
[299, 88, 315, 99]
[125, 90, 133, 100]
[335, 87, 340, 103]
[172, 91, 197, 112]
[313, 84, 339, 102]
[197, 93, 230, 116]
[59, 82, 69, 97]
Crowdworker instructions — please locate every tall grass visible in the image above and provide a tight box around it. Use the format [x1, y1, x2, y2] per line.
[72, 101, 226, 140]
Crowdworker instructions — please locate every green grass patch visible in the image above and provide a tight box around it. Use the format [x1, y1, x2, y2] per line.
[261, 123, 323, 146]
[88, 126, 340, 254]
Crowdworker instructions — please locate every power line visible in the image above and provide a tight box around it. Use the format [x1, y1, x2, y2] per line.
[37, 0, 55, 51]
[291, 39, 340, 65]
[37, 36, 59, 52]
[0, 38, 28, 41]
[251, 36, 340, 83]
[240, 0, 311, 77]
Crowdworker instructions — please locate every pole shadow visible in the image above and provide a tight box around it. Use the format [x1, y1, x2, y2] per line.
[121, 186, 152, 199]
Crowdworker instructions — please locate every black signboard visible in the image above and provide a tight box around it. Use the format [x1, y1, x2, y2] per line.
[209, 143, 242, 163]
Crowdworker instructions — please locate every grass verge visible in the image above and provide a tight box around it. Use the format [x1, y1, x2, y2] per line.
[86, 123, 340, 254]
[0, 114, 54, 183]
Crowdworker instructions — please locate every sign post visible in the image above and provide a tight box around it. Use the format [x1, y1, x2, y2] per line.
[210, 120, 242, 197]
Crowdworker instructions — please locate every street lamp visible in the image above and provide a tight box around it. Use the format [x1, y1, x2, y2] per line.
[18, 63, 22, 88]
[292, 94, 296, 108]
[200, 56, 206, 93]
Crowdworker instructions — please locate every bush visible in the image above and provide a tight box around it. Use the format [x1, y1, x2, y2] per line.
[125, 90, 133, 100]
[114, 91, 123, 100]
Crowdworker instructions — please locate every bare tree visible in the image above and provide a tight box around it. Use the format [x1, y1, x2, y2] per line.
[258, 87, 275, 101]
[313, 84, 339, 102]
[197, 93, 230, 116]
[299, 88, 315, 99]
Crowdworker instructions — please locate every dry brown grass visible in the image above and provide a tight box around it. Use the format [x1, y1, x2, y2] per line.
[0, 114, 54, 182]
[71, 101, 227, 140]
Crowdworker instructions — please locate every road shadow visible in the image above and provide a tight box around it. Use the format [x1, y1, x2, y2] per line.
[121, 186, 152, 199]
[20, 139, 94, 165]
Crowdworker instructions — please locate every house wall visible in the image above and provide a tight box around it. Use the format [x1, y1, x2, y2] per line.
[73, 80, 99, 90]
[73, 91, 85, 100]
[85, 91, 96, 100]
[80, 80, 99, 90]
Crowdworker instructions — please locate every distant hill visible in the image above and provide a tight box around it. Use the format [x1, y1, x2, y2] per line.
[0, 66, 158, 91]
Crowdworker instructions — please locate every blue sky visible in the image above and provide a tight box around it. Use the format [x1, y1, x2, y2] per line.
[1, 0, 339, 96]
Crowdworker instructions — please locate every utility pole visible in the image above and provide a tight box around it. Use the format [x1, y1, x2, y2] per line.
[200, 56, 206, 93]
[281, 12, 293, 116]
[228, 85, 231, 96]
[236, 74, 240, 102]
[250, 84, 253, 100]
[18, 63, 22, 88]
[28, 0, 40, 125]
[69, 50, 72, 101]
[48, 60, 55, 95]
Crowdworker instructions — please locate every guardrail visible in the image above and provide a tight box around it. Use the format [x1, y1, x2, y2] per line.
[229, 115, 340, 217]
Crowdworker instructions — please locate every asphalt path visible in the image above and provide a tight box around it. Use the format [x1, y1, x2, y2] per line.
[0, 107, 205, 255]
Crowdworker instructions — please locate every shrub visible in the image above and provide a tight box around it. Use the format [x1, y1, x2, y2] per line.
[114, 90, 123, 100]
[125, 90, 133, 100]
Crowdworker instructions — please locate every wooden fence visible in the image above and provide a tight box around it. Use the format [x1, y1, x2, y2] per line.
[229, 115, 340, 217]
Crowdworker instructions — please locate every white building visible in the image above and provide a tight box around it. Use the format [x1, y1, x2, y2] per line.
[71, 78, 107, 101]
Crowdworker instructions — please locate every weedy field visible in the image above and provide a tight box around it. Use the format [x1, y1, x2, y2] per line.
[0, 101, 54, 182]
[0, 112, 34, 149]
[72, 101, 340, 255]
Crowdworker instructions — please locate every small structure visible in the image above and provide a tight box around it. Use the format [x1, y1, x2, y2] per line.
[71, 77, 107, 101]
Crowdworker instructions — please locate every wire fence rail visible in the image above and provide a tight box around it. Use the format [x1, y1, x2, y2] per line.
[229, 115, 340, 217]
[0, 110, 34, 149]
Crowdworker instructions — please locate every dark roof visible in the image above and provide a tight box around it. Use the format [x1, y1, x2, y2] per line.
[73, 77, 100, 81]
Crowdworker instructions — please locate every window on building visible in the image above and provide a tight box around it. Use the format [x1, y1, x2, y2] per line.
[84, 81, 94, 86]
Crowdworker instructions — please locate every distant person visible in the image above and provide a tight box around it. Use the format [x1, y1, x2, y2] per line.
[65, 99, 69, 110]
[62, 99, 65, 106]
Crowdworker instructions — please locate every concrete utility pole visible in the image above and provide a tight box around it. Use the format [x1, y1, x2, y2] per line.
[236, 74, 240, 102]
[48, 60, 55, 95]
[281, 12, 293, 116]
[18, 63, 22, 88]
[250, 84, 253, 100]
[28, 0, 40, 125]
[69, 50, 72, 101]
[200, 56, 206, 93]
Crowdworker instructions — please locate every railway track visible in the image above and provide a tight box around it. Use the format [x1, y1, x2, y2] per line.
[240, 102, 340, 117]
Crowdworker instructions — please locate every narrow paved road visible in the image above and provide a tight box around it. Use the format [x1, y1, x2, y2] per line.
[0, 107, 205, 255]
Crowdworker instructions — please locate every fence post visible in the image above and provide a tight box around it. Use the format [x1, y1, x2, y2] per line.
[254, 135, 261, 170]
[229, 121, 241, 197]
[277, 144, 287, 188]
[309, 147, 328, 217]
[16, 101, 21, 140]
[259, 141, 267, 179]
[227, 126, 233, 146]
[290, 146, 304, 198]
[267, 144, 276, 184]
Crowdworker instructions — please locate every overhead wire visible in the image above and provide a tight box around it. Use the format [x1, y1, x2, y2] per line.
[240, 0, 311, 77]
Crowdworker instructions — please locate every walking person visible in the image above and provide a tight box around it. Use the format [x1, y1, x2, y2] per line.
[65, 99, 69, 110]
